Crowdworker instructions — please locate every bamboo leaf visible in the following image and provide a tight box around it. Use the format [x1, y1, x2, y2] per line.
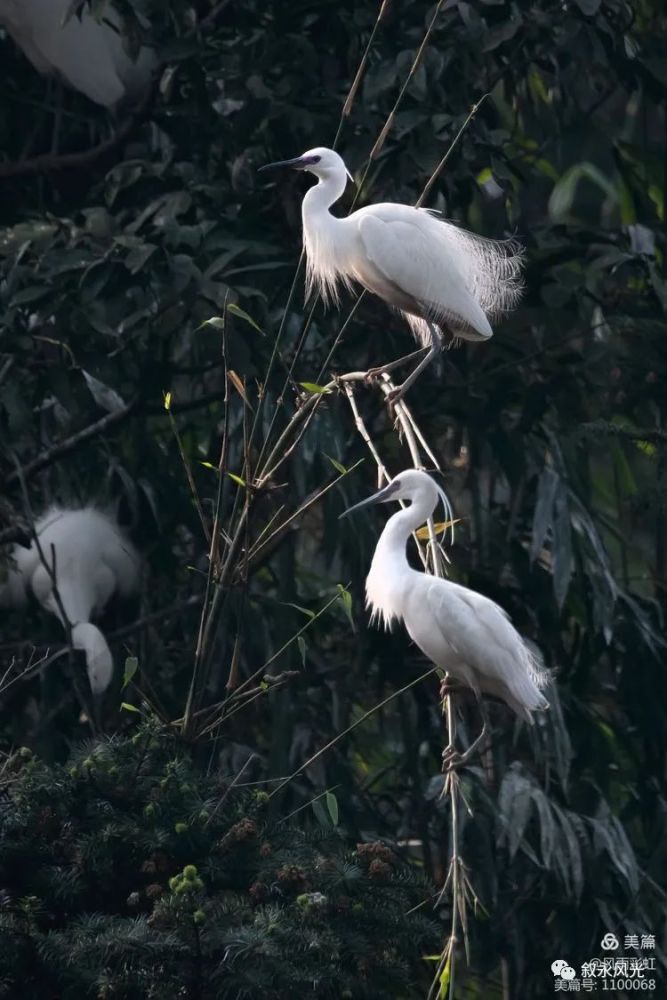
[415, 519, 461, 540]
[199, 316, 225, 330]
[120, 702, 141, 714]
[325, 454, 347, 475]
[300, 382, 331, 394]
[228, 370, 253, 409]
[325, 790, 339, 827]
[336, 584, 354, 628]
[226, 302, 264, 335]
[122, 656, 138, 690]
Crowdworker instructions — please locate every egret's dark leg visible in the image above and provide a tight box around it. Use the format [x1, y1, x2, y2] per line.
[385, 323, 443, 404]
[364, 346, 428, 382]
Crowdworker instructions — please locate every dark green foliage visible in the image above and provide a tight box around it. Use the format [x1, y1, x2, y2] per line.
[0, 724, 437, 999]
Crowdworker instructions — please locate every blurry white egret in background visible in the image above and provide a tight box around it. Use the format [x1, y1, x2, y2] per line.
[341, 470, 548, 736]
[0, 507, 140, 694]
[260, 147, 523, 402]
[0, 0, 156, 107]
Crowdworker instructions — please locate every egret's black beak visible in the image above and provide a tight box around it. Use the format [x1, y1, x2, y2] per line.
[339, 481, 399, 519]
[258, 155, 308, 173]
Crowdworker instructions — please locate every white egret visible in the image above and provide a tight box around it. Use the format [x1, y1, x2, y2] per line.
[260, 147, 523, 402]
[0, 507, 140, 694]
[341, 470, 548, 733]
[0, 0, 156, 107]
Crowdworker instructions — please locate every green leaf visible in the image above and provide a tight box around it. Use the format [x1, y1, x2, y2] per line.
[311, 797, 331, 829]
[548, 163, 618, 221]
[227, 472, 246, 487]
[120, 702, 141, 714]
[122, 656, 138, 690]
[280, 602, 316, 619]
[227, 302, 264, 335]
[336, 584, 354, 628]
[325, 791, 339, 827]
[297, 635, 307, 668]
[300, 382, 331, 394]
[437, 951, 451, 998]
[199, 316, 225, 330]
[325, 454, 347, 475]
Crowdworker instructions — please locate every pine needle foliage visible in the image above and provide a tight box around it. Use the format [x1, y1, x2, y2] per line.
[0, 722, 438, 1000]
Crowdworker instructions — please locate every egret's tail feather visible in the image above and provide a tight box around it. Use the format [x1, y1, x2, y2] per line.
[71, 622, 114, 696]
[420, 211, 524, 318]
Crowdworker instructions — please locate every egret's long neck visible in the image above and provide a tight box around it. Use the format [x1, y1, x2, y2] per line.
[301, 168, 351, 305]
[302, 168, 348, 221]
[375, 495, 436, 563]
[366, 495, 437, 629]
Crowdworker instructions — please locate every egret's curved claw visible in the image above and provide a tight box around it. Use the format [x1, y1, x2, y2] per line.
[384, 385, 406, 408]
[441, 722, 489, 772]
[363, 365, 388, 385]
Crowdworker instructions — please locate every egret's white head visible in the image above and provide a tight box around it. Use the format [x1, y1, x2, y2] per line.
[339, 469, 455, 540]
[259, 146, 352, 183]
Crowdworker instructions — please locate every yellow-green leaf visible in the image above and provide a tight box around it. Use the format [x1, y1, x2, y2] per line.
[336, 583, 354, 628]
[281, 602, 316, 620]
[415, 519, 461, 540]
[121, 702, 141, 714]
[227, 472, 246, 487]
[300, 381, 331, 394]
[325, 454, 347, 475]
[227, 302, 264, 335]
[163, 390, 172, 412]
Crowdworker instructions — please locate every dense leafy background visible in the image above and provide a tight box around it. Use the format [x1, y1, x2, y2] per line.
[1, 1, 666, 997]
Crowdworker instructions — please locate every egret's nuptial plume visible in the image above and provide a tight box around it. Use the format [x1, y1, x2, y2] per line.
[341, 470, 548, 723]
[0, 507, 140, 695]
[260, 146, 523, 402]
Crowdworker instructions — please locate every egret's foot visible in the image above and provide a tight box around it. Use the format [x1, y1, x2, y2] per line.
[363, 348, 428, 386]
[441, 723, 488, 772]
[363, 365, 390, 385]
[439, 678, 462, 700]
[384, 384, 407, 407]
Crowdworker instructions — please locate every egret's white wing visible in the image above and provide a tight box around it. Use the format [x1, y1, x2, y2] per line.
[421, 579, 548, 718]
[356, 213, 492, 339]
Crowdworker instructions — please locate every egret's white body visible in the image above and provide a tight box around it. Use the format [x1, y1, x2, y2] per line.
[0, 0, 156, 107]
[343, 470, 548, 722]
[260, 147, 523, 399]
[0, 507, 139, 694]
